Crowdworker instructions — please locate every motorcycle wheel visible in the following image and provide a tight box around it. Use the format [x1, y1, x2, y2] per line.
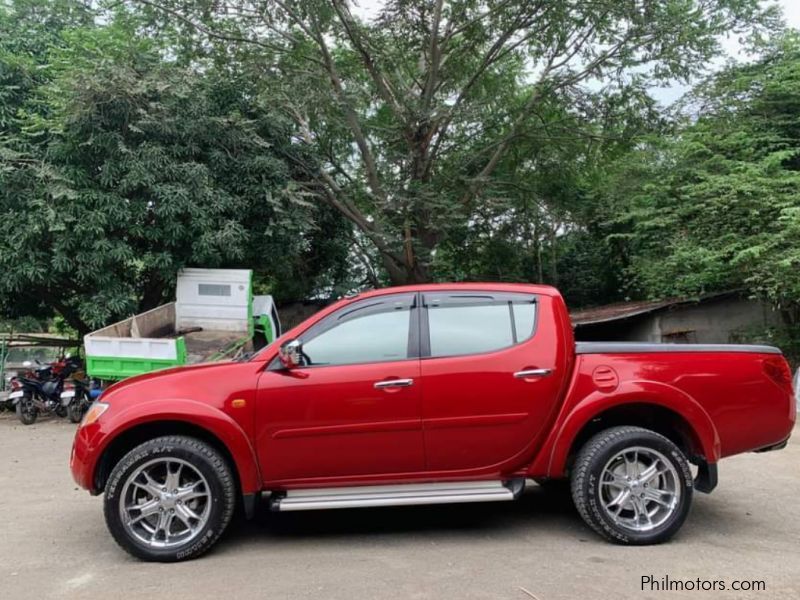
[16, 398, 38, 425]
[55, 404, 68, 418]
[67, 402, 84, 424]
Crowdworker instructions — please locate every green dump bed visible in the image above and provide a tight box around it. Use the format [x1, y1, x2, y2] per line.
[84, 269, 279, 380]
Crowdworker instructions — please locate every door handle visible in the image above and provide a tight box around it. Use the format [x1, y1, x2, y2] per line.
[514, 368, 553, 379]
[374, 378, 414, 389]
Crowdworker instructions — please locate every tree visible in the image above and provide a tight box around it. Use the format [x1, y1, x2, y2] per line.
[604, 32, 800, 322]
[431, 85, 663, 307]
[0, 10, 350, 333]
[0, 0, 94, 133]
[126, 0, 780, 284]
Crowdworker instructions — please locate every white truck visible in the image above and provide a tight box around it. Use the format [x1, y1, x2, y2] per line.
[84, 269, 280, 380]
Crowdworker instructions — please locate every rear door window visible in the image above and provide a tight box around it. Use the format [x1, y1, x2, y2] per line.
[423, 293, 537, 358]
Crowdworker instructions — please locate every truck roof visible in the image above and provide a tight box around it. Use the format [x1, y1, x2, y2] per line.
[347, 282, 561, 300]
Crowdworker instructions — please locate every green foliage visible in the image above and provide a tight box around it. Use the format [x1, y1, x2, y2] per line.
[603, 32, 800, 321]
[0, 0, 93, 133]
[3, 0, 798, 340]
[0, 3, 350, 333]
[0, 315, 46, 334]
[128, 0, 779, 284]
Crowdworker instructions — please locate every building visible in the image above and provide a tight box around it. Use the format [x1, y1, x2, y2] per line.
[571, 292, 782, 343]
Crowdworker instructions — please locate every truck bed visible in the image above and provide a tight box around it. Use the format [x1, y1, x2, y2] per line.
[85, 302, 251, 380]
[575, 341, 781, 354]
[184, 330, 250, 363]
[569, 342, 794, 460]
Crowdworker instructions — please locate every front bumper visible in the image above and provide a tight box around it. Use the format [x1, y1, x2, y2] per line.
[70, 420, 104, 493]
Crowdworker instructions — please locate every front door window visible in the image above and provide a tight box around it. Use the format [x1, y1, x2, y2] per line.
[302, 301, 413, 366]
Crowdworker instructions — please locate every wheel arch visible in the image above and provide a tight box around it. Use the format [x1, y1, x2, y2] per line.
[92, 403, 262, 509]
[563, 403, 705, 471]
[96, 421, 231, 492]
[535, 382, 721, 479]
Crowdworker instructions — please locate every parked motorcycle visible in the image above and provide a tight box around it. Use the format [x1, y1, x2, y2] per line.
[1, 371, 16, 411]
[60, 377, 102, 423]
[10, 356, 82, 425]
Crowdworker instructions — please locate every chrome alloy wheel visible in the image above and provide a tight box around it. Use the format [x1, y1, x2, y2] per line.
[598, 446, 681, 533]
[119, 458, 212, 549]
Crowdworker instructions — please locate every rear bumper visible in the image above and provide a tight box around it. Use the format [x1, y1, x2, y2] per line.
[754, 435, 791, 453]
[696, 430, 791, 494]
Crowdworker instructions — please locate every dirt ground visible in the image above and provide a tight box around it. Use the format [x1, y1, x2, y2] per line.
[0, 413, 797, 600]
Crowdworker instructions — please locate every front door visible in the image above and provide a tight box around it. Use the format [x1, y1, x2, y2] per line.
[419, 291, 564, 473]
[256, 293, 424, 483]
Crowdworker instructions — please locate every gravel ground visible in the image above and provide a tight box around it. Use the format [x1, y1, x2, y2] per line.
[0, 412, 797, 600]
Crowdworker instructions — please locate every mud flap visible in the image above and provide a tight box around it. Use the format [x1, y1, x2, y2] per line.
[243, 492, 259, 519]
[694, 461, 718, 494]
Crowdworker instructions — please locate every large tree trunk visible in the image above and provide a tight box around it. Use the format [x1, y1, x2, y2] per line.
[139, 274, 167, 312]
[50, 298, 90, 338]
[380, 247, 430, 285]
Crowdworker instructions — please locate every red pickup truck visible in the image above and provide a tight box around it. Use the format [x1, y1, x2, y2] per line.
[70, 283, 796, 561]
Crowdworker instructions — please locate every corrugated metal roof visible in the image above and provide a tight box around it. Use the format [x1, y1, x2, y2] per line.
[570, 292, 736, 326]
[570, 299, 676, 326]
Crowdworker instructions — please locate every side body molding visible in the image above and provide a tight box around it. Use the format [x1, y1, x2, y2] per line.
[527, 379, 722, 478]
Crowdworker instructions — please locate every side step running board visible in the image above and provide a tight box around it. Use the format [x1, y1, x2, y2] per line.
[270, 480, 524, 512]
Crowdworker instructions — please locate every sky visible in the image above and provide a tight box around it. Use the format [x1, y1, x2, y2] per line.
[658, 0, 800, 103]
[351, 0, 800, 105]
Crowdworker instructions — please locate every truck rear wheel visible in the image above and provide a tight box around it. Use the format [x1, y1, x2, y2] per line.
[103, 435, 236, 562]
[570, 426, 693, 545]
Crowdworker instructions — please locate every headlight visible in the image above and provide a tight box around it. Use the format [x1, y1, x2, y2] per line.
[80, 402, 109, 427]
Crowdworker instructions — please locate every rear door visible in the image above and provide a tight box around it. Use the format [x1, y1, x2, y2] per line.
[419, 291, 563, 472]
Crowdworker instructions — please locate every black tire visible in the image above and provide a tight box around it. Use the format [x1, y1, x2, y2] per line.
[570, 426, 693, 545]
[16, 397, 38, 425]
[67, 402, 83, 423]
[104, 435, 236, 562]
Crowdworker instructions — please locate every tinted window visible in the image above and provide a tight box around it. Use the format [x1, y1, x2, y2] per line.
[429, 304, 512, 357]
[427, 297, 537, 358]
[302, 304, 411, 366]
[513, 303, 536, 340]
[198, 283, 231, 296]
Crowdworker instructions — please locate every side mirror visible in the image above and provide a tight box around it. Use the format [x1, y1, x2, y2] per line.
[278, 339, 303, 369]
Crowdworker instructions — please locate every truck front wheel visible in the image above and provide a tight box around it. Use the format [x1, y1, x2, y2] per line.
[570, 426, 693, 545]
[103, 435, 236, 562]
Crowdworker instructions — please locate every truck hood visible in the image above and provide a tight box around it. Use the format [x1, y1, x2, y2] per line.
[101, 361, 237, 402]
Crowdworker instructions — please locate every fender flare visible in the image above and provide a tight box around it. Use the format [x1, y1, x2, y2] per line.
[95, 399, 262, 494]
[536, 380, 721, 478]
